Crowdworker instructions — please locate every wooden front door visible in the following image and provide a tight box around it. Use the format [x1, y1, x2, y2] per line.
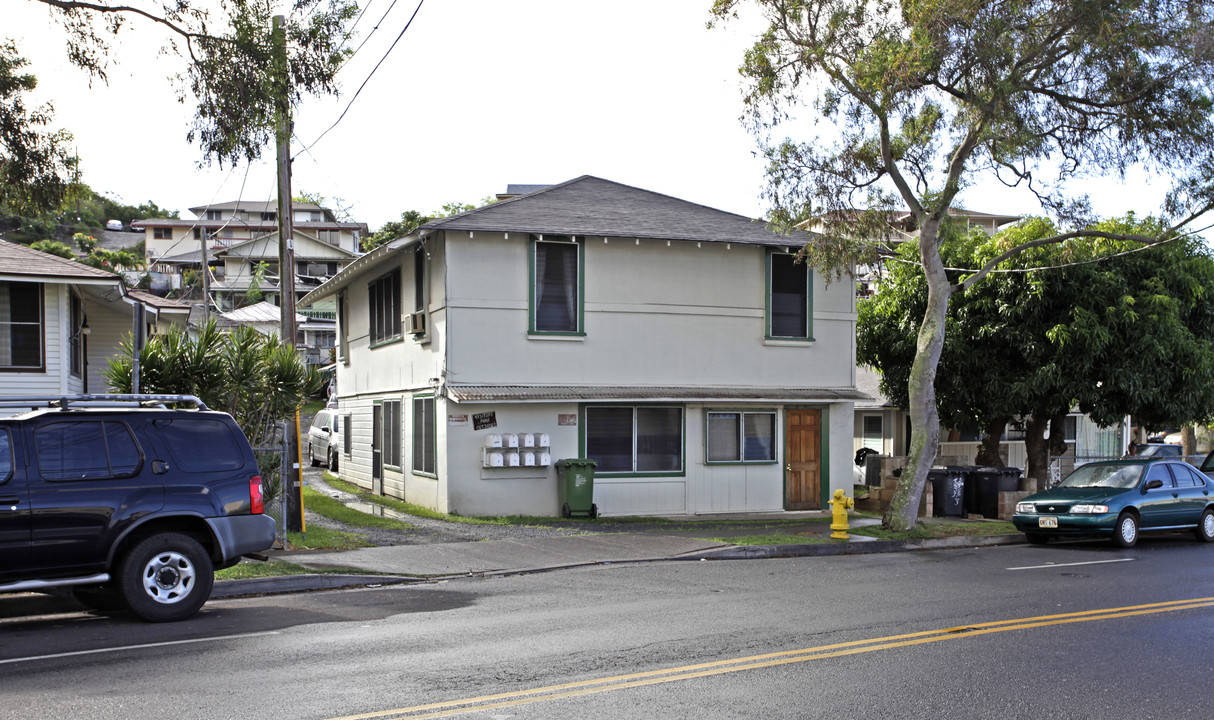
[785, 409, 821, 510]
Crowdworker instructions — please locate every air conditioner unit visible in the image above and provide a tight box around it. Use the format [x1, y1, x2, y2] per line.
[404, 312, 426, 334]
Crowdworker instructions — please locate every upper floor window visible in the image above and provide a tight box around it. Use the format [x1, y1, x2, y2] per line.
[0, 281, 43, 371]
[531, 236, 582, 334]
[369, 268, 402, 345]
[205, 210, 222, 221]
[414, 245, 426, 314]
[153, 227, 172, 240]
[262, 212, 276, 222]
[767, 251, 812, 340]
[337, 290, 349, 361]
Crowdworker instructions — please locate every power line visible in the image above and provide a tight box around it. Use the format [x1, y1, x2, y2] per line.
[294, 0, 426, 159]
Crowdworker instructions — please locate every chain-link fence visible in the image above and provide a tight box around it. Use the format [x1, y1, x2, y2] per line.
[251, 420, 292, 548]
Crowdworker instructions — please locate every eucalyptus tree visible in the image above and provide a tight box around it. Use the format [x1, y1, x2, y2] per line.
[0, 42, 74, 216]
[712, 0, 1214, 529]
[862, 215, 1214, 486]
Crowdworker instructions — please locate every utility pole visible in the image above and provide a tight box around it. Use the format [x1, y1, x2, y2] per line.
[273, 14, 303, 533]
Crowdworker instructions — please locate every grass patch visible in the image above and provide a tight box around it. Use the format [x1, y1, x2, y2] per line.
[286, 525, 374, 550]
[850, 521, 1018, 541]
[323, 475, 565, 527]
[300, 398, 327, 417]
[705, 533, 842, 545]
[302, 485, 414, 531]
[216, 559, 391, 580]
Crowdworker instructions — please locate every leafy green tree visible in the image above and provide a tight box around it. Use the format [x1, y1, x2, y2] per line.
[72, 232, 96, 253]
[713, 0, 1214, 529]
[0, 41, 74, 217]
[363, 210, 431, 252]
[25, 0, 356, 167]
[861, 215, 1214, 485]
[30, 238, 74, 258]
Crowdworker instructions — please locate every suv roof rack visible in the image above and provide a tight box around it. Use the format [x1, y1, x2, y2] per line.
[0, 394, 209, 411]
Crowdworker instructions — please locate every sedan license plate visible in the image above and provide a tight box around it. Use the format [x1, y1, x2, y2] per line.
[1038, 517, 1058, 528]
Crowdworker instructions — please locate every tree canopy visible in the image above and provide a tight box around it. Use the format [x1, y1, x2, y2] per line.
[713, 0, 1214, 528]
[0, 42, 74, 217]
[861, 215, 1214, 481]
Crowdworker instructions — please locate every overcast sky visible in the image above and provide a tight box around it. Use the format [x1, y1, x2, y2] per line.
[8, 0, 1189, 234]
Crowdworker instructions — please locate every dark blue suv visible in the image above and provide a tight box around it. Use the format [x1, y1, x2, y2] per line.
[0, 395, 275, 622]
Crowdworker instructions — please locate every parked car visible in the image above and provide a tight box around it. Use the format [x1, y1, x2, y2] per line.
[105, 219, 123, 231]
[0, 394, 275, 622]
[1012, 458, 1214, 548]
[308, 408, 339, 470]
[1135, 443, 1183, 457]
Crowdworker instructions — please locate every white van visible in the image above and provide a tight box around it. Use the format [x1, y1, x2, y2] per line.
[307, 409, 340, 470]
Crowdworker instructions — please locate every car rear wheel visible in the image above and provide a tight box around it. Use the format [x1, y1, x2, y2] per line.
[328, 448, 339, 472]
[1025, 533, 1049, 545]
[1113, 512, 1139, 548]
[1196, 508, 1214, 543]
[118, 533, 214, 622]
[309, 442, 321, 467]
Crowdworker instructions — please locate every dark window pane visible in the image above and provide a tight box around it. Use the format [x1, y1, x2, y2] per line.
[0, 429, 12, 482]
[535, 241, 578, 332]
[637, 408, 682, 472]
[771, 253, 808, 338]
[412, 397, 435, 474]
[156, 418, 245, 472]
[36, 421, 110, 479]
[586, 407, 634, 472]
[743, 413, 775, 462]
[105, 422, 142, 475]
[7, 282, 41, 323]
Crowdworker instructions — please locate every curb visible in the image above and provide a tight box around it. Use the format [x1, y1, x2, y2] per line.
[688, 533, 1025, 561]
[212, 574, 417, 599]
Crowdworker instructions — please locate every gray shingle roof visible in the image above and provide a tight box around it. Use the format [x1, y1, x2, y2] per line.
[422, 176, 807, 247]
[446, 385, 871, 403]
[0, 240, 124, 283]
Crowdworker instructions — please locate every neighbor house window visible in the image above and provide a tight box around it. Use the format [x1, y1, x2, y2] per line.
[153, 227, 172, 239]
[706, 411, 776, 463]
[0, 281, 43, 371]
[862, 415, 883, 453]
[412, 395, 436, 475]
[383, 399, 401, 468]
[586, 406, 683, 474]
[206, 210, 222, 221]
[767, 251, 812, 339]
[531, 236, 582, 334]
[369, 269, 401, 345]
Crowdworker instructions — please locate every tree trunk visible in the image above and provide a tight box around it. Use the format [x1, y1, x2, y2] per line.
[1048, 412, 1069, 459]
[1182, 425, 1197, 458]
[883, 221, 952, 531]
[975, 418, 1008, 467]
[1023, 413, 1051, 493]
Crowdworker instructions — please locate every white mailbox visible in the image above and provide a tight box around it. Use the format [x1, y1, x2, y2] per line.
[523, 451, 536, 466]
[484, 450, 504, 467]
[503, 433, 519, 448]
[505, 451, 520, 467]
[484, 434, 502, 448]
[537, 433, 550, 447]
[521, 433, 535, 448]
[539, 451, 551, 466]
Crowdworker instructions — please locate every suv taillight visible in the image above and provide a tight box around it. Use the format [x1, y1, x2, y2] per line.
[250, 475, 264, 514]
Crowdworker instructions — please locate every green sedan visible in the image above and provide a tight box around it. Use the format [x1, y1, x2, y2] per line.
[1012, 459, 1214, 548]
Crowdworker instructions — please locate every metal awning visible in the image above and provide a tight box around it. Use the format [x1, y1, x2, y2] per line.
[446, 385, 872, 404]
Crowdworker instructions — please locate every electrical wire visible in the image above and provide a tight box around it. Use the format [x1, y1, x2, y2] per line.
[294, 0, 426, 159]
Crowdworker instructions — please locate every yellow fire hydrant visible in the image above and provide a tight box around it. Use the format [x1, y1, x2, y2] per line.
[829, 489, 854, 540]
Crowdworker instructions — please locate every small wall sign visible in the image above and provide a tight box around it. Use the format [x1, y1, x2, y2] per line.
[448, 414, 469, 426]
[558, 414, 577, 426]
[473, 411, 498, 430]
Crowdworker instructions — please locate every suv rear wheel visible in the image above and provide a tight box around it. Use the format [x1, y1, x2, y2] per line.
[118, 533, 214, 622]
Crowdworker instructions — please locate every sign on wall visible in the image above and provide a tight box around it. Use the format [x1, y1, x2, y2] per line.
[558, 414, 577, 426]
[473, 411, 498, 431]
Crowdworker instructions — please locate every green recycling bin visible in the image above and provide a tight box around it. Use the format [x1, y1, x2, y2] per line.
[556, 458, 598, 519]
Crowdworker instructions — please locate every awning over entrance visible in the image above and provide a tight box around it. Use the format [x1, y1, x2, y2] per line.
[446, 385, 872, 404]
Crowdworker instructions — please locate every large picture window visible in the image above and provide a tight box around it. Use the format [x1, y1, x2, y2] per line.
[531, 236, 581, 334]
[412, 395, 436, 475]
[768, 252, 811, 339]
[0, 281, 43, 370]
[586, 406, 683, 474]
[707, 411, 776, 463]
[369, 269, 401, 345]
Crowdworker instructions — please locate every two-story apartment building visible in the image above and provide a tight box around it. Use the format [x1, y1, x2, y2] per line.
[133, 200, 367, 311]
[300, 177, 867, 517]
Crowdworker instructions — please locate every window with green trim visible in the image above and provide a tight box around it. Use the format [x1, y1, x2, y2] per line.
[412, 395, 435, 475]
[768, 252, 811, 339]
[586, 406, 682, 473]
[531, 236, 581, 333]
[707, 411, 776, 463]
[369, 269, 401, 344]
[383, 399, 401, 467]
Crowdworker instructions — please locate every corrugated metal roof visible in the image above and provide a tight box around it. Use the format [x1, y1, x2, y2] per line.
[220, 300, 303, 324]
[423, 176, 809, 247]
[446, 385, 872, 403]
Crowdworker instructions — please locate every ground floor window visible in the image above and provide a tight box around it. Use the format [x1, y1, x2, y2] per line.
[383, 399, 401, 468]
[412, 395, 436, 475]
[586, 406, 682, 474]
[706, 411, 776, 463]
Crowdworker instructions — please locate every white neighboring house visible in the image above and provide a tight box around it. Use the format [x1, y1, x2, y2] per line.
[0, 241, 189, 396]
[215, 300, 334, 367]
[301, 176, 868, 518]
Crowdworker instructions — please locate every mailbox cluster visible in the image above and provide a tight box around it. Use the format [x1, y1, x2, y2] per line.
[483, 433, 552, 467]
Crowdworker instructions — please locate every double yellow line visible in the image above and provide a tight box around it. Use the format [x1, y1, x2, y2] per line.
[328, 596, 1214, 720]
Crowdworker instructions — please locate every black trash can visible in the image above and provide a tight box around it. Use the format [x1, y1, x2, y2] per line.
[965, 467, 1001, 519]
[928, 466, 967, 517]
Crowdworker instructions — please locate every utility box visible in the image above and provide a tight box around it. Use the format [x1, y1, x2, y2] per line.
[555, 458, 599, 519]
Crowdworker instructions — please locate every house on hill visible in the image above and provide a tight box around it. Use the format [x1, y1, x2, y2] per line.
[301, 176, 867, 517]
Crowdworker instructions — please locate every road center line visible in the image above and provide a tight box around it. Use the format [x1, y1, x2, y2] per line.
[1007, 558, 1136, 571]
[326, 596, 1214, 720]
[0, 630, 281, 666]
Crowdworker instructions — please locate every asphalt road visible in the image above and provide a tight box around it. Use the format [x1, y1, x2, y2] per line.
[3, 537, 1212, 719]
